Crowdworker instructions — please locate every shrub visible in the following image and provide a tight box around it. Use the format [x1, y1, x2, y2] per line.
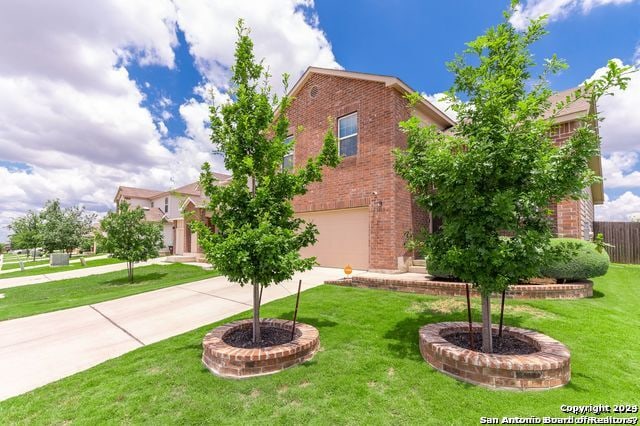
[540, 238, 610, 281]
[426, 258, 458, 280]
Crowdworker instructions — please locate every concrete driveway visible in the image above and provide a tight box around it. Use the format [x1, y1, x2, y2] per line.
[0, 267, 345, 401]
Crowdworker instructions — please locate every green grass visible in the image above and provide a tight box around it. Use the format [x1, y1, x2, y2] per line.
[0, 263, 217, 321]
[1, 254, 106, 271]
[0, 258, 123, 279]
[1, 258, 51, 270]
[1, 264, 639, 424]
[1, 254, 47, 263]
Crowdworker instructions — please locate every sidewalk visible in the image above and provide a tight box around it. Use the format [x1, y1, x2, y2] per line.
[0, 266, 346, 401]
[0, 257, 167, 290]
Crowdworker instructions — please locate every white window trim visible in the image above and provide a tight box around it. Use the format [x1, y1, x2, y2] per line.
[164, 197, 169, 213]
[338, 112, 358, 157]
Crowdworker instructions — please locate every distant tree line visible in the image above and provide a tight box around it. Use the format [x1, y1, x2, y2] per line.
[8, 200, 96, 260]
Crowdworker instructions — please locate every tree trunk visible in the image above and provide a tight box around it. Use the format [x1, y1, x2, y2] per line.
[33, 248, 36, 262]
[252, 282, 261, 343]
[481, 294, 493, 353]
[128, 261, 133, 282]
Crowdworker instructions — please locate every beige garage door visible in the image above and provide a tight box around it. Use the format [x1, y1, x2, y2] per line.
[298, 207, 369, 270]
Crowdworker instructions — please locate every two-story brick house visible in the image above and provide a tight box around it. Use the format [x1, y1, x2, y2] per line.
[286, 67, 603, 271]
[113, 174, 230, 257]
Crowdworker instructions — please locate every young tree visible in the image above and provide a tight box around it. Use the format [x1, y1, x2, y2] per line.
[394, 7, 631, 352]
[8, 211, 42, 261]
[40, 200, 96, 253]
[100, 202, 163, 282]
[192, 20, 340, 344]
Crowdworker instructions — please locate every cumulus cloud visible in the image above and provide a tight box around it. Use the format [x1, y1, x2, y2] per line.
[583, 59, 640, 154]
[173, 0, 340, 92]
[601, 151, 640, 188]
[0, 0, 339, 241]
[595, 191, 640, 220]
[510, 0, 638, 30]
[421, 93, 458, 122]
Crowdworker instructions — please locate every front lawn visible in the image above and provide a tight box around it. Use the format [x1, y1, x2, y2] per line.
[0, 263, 217, 321]
[1, 264, 638, 424]
[0, 258, 123, 279]
[1, 253, 47, 263]
[0, 254, 104, 271]
[1, 258, 51, 270]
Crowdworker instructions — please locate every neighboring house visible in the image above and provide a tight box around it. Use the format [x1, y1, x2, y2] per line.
[284, 67, 603, 271]
[113, 174, 230, 257]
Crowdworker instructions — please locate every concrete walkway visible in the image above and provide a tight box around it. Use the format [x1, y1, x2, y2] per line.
[0, 266, 345, 401]
[0, 258, 167, 290]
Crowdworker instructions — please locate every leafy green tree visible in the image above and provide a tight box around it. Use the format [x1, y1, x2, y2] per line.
[8, 211, 43, 261]
[193, 20, 340, 343]
[100, 202, 163, 282]
[394, 7, 631, 352]
[40, 200, 96, 253]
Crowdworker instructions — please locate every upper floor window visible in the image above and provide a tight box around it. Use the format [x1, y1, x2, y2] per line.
[151, 201, 154, 208]
[338, 112, 358, 157]
[164, 197, 169, 213]
[283, 135, 294, 170]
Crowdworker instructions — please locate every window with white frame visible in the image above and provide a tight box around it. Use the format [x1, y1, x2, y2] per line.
[283, 135, 294, 170]
[338, 112, 358, 157]
[164, 197, 169, 213]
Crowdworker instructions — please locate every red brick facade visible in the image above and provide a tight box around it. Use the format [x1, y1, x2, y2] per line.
[288, 70, 597, 270]
[550, 121, 596, 240]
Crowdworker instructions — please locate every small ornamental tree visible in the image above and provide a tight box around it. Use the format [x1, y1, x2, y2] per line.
[394, 6, 631, 353]
[8, 210, 43, 261]
[192, 20, 340, 344]
[100, 202, 163, 282]
[40, 200, 96, 253]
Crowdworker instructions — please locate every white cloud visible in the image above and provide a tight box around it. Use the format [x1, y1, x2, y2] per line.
[422, 92, 458, 121]
[173, 0, 340, 92]
[634, 43, 640, 65]
[0, 0, 338, 242]
[601, 151, 640, 188]
[595, 191, 640, 220]
[510, 0, 637, 30]
[586, 59, 640, 154]
[581, 59, 640, 152]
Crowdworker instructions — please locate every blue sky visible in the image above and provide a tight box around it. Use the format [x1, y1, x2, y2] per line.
[1, 0, 639, 241]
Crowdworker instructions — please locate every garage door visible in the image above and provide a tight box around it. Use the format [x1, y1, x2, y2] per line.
[298, 207, 369, 270]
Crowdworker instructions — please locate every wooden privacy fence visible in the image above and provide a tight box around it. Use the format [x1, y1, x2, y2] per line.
[593, 221, 640, 264]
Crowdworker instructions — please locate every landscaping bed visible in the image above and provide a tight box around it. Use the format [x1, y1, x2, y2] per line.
[327, 275, 593, 299]
[202, 319, 319, 378]
[419, 322, 570, 390]
[0, 264, 637, 423]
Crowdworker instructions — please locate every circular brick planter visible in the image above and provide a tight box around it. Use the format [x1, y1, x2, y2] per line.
[202, 318, 319, 379]
[419, 322, 570, 390]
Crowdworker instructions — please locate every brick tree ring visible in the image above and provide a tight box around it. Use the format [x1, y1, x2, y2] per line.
[202, 318, 319, 378]
[419, 322, 571, 390]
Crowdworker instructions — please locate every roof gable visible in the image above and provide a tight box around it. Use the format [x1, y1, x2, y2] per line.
[288, 67, 455, 129]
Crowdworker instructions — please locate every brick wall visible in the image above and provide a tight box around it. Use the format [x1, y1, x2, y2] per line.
[550, 120, 595, 240]
[288, 73, 431, 270]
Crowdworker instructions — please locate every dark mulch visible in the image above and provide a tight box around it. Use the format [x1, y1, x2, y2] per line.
[443, 332, 537, 355]
[223, 326, 293, 349]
